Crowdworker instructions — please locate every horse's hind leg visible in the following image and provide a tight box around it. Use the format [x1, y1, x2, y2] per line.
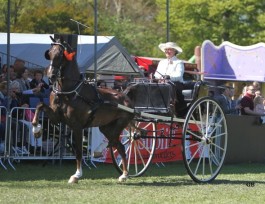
[100, 120, 130, 182]
[115, 141, 128, 182]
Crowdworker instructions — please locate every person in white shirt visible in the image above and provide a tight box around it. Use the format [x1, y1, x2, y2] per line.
[154, 42, 184, 82]
[154, 42, 186, 115]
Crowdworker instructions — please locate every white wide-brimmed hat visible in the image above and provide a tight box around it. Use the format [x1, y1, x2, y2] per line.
[158, 42, 183, 54]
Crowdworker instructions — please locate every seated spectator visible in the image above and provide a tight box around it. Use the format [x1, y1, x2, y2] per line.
[30, 70, 50, 98]
[215, 86, 240, 115]
[240, 85, 265, 116]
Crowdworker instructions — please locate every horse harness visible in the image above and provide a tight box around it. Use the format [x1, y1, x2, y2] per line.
[48, 41, 104, 120]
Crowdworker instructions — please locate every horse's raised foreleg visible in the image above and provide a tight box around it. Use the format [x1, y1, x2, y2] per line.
[32, 102, 60, 138]
[68, 128, 83, 184]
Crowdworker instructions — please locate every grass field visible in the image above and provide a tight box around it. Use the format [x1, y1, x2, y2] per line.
[0, 160, 265, 204]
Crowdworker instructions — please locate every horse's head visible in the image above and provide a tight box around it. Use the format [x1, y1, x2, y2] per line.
[45, 36, 76, 84]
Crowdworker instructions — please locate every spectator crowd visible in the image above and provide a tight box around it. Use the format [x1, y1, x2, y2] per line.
[0, 59, 51, 155]
[213, 81, 265, 123]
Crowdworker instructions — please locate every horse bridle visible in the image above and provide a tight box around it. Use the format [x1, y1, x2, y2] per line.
[47, 40, 104, 109]
[49, 42, 66, 82]
[48, 42, 92, 96]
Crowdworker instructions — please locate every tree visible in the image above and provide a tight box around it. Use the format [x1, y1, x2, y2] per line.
[155, 0, 265, 59]
[96, 0, 162, 56]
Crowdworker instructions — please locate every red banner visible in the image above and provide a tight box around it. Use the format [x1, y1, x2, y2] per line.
[94, 122, 199, 164]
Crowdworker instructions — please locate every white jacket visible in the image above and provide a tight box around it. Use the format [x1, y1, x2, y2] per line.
[154, 56, 184, 82]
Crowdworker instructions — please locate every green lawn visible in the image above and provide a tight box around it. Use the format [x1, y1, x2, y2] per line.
[0, 161, 265, 204]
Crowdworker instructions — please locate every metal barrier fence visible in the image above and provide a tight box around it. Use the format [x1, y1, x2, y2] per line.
[0, 106, 95, 170]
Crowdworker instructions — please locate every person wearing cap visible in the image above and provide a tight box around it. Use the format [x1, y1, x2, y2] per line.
[154, 42, 186, 114]
[214, 86, 240, 115]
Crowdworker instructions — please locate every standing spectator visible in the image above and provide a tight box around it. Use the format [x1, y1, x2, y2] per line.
[254, 95, 265, 114]
[254, 95, 265, 123]
[240, 85, 265, 116]
[42, 66, 50, 86]
[9, 80, 43, 155]
[0, 81, 7, 142]
[0, 72, 4, 83]
[236, 85, 247, 107]
[14, 67, 31, 93]
[7, 65, 17, 82]
[253, 81, 261, 97]
[1, 64, 8, 75]
[1, 64, 16, 82]
[13, 59, 25, 76]
[215, 86, 240, 115]
[14, 67, 40, 97]
[8, 81, 30, 155]
[1, 64, 8, 82]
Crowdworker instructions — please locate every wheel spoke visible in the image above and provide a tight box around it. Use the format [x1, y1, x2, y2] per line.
[182, 97, 228, 183]
[111, 121, 156, 177]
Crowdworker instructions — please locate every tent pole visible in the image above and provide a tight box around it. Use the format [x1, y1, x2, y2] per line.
[6, 0, 11, 158]
[94, 0, 98, 79]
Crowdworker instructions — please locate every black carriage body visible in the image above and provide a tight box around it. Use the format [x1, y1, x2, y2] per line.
[132, 83, 172, 113]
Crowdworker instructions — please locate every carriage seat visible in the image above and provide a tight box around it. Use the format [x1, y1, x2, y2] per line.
[182, 81, 196, 102]
[182, 80, 204, 102]
[181, 63, 200, 102]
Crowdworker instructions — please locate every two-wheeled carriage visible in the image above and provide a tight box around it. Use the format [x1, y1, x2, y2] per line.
[33, 36, 227, 183]
[110, 79, 228, 183]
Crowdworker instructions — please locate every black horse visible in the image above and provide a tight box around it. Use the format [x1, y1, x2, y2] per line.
[32, 36, 134, 183]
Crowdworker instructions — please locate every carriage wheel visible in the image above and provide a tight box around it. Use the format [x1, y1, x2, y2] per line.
[110, 120, 157, 177]
[182, 97, 228, 183]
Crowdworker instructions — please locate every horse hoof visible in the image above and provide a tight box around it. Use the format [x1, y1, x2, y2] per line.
[68, 176, 78, 184]
[118, 174, 128, 182]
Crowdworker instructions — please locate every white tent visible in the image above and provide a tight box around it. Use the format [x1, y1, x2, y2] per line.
[0, 33, 142, 76]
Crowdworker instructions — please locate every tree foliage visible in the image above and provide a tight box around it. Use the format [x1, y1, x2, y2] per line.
[156, 0, 265, 59]
[1, 0, 265, 60]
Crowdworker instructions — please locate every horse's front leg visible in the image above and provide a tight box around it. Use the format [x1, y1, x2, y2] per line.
[32, 102, 60, 138]
[68, 128, 83, 184]
[116, 141, 128, 182]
